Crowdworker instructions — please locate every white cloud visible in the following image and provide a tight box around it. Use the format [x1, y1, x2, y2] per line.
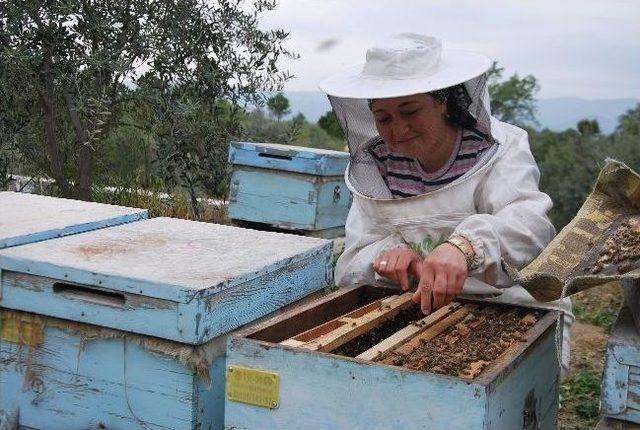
[260, 0, 640, 99]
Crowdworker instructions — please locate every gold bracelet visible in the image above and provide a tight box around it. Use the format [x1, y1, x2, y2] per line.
[445, 236, 476, 270]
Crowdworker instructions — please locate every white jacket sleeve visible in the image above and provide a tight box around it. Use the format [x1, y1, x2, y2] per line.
[334, 197, 407, 287]
[453, 126, 555, 287]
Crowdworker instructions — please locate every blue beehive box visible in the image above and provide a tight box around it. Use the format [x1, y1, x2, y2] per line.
[0, 191, 147, 248]
[602, 305, 640, 423]
[228, 142, 351, 238]
[0, 217, 332, 429]
[225, 286, 562, 430]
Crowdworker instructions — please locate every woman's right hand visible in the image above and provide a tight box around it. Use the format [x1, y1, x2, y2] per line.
[373, 248, 422, 291]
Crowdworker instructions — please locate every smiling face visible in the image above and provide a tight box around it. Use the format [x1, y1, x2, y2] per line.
[371, 93, 458, 172]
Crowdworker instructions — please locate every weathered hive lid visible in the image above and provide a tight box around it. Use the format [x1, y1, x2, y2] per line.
[228, 141, 349, 176]
[0, 191, 147, 249]
[0, 217, 333, 343]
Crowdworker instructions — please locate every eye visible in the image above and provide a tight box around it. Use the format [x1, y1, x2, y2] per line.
[401, 108, 421, 116]
[374, 115, 392, 125]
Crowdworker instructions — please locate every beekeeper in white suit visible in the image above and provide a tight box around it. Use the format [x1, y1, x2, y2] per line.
[319, 33, 573, 373]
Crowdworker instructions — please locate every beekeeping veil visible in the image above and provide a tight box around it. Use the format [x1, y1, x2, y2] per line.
[319, 34, 495, 199]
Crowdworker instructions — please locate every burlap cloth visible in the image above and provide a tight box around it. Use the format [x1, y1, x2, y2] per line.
[510, 159, 640, 302]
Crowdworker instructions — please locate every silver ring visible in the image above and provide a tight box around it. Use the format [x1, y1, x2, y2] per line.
[379, 260, 388, 266]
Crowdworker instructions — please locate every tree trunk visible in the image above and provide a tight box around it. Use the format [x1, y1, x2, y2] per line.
[41, 51, 71, 197]
[63, 91, 93, 201]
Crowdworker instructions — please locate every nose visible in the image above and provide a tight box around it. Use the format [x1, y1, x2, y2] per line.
[391, 117, 412, 141]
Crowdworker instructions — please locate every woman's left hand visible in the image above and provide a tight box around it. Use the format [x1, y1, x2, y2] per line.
[412, 242, 469, 314]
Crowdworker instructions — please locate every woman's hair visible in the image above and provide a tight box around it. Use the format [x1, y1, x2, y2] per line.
[431, 84, 480, 133]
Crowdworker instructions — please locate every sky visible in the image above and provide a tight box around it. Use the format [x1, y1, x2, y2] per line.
[259, 0, 640, 99]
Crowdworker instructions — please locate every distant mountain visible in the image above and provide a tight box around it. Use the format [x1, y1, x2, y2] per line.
[536, 98, 638, 134]
[280, 91, 639, 135]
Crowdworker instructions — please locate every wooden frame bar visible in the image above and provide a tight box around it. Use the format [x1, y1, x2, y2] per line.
[355, 302, 462, 361]
[280, 293, 414, 352]
[378, 304, 477, 364]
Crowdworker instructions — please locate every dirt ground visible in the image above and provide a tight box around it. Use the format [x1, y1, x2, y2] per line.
[558, 281, 623, 429]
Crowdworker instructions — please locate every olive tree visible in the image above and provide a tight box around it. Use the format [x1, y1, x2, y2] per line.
[0, 0, 295, 200]
[486, 62, 540, 126]
[266, 92, 290, 120]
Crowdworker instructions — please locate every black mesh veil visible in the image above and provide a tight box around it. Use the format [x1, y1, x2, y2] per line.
[329, 73, 494, 199]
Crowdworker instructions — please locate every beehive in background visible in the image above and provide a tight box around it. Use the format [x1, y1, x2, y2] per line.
[0, 217, 333, 429]
[227, 142, 351, 238]
[602, 304, 640, 424]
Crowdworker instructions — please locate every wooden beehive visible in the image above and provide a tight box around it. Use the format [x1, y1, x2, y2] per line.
[602, 306, 640, 424]
[0, 191, 147, 249]
[622, 279, 640, 335]
[0, 217, 333, 429]
[225, 285, 562, 430]
[0, 308, 229, 429]
[0, 217, 332, 343]
[227, 142, 351, 238]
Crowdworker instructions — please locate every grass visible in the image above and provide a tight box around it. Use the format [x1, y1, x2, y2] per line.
[560, 370, 602, 422]
[572, 281, 622, 333]
[558, 281, 622, 428]
[92, 187, 230, 224]
[574, 307, 619, 333]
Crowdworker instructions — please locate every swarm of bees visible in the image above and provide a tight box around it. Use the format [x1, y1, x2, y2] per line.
[590, 218, 640, 275]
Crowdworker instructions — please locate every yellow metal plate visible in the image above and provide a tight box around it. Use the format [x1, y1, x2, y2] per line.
[226, 365, 280, 409]
[1, 311, 44, 346]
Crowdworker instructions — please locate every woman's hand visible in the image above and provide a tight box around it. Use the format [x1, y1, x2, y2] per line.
[412, 242, 469, 314]
[373, 248, 422, 291]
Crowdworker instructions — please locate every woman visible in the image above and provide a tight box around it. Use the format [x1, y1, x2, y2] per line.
[319, 34, 573, 371]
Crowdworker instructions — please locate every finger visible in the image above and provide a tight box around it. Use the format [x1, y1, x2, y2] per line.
[413, 264, 430, 303]
[444, 280, 456, 306]
[446, 272, 467, 304]
[417, 266, 434, 314]
[373, 251, 389, 274]
[432, 271, 447, 310]
[421, 283, 433, 315]
[409, 256, 422, 278]
[412, 286, 421, 304]
[385, 252, 401, 282]
[396, 254, 412, 291]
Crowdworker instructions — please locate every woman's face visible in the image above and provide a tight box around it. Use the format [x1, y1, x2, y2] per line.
[371, 93, 451, 161]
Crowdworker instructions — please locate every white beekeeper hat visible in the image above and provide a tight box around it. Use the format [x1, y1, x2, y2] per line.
[319, 33, 492, 99]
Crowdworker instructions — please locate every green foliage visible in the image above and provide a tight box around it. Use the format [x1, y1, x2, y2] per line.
[266, 92, 291, 120]
[530, 128, 601, 229]
[487, 62, 540, 126]
[318, 109, 345, 140]
[577, 119, 600, 137]
[0, 151, 10, 189]
[616, 103, 640, 136]
[241, 108, 344, 151]
[291, 112, 306, 125]
[242, 108, 297, 144]
[152, 97, 242, 215]
[560, 370, 601, 421]
[292, 123, 344, 151]
[0, 0, 295, 203]
[409, 234, 447, 257]
[571, 280, 622, 333]
[531, 116, 640, 229]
